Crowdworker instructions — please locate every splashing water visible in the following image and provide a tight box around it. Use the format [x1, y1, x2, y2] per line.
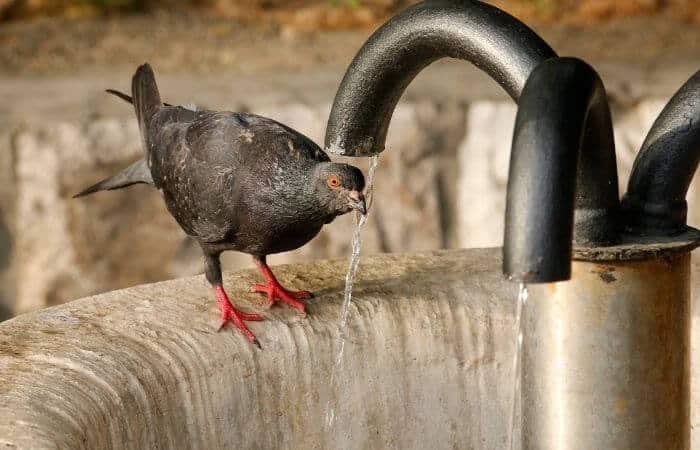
[508, 283, 528, 450]
[324, 155, 380, 430]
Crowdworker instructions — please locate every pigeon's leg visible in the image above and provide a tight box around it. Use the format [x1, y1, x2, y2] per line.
[250, 255, 311, 313]
[204, 252, 263, 348]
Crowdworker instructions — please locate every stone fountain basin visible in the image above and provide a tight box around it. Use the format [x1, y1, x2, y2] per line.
[1, 248, 699, 449]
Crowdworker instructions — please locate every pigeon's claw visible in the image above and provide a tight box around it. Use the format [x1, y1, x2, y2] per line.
[251, 284, 311, 300]
[292, 290, 312, 299]
[250, 282, 308, 313]
[214, 285, 264, 347]
[252, 257, 312, 314]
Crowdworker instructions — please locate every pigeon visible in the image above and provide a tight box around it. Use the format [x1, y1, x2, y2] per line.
[75, 64, 367, 348]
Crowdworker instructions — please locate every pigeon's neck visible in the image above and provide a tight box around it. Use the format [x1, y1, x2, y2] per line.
[303, 171, 337, 221]
[266, 171, 332, 224]
[304, 184, 334, 220]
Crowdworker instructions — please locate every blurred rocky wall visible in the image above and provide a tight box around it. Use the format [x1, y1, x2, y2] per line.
[0, 85, 695, 318]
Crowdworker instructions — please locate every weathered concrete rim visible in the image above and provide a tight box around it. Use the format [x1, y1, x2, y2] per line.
[0, 248, 522, 450]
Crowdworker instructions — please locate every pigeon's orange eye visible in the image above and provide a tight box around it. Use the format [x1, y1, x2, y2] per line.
[327, 174, 341, 188]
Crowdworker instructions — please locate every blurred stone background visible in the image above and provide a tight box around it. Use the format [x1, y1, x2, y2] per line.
[0, 0, 698, 319]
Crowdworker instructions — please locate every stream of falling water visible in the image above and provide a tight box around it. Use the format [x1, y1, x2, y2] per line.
[324, 155, 380, 430]
[508, 283, 528, 450]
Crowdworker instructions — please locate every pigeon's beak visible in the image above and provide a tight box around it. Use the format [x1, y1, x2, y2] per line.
[348, 191, 367, 215]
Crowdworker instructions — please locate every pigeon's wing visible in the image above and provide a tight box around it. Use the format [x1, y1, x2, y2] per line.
[145, 106, 202, 182]
[237, 113, 331, 164]
[178, 112, 331, 196]
[146, 110, 244, 243]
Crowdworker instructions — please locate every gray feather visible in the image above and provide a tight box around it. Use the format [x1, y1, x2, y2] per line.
[73, 159, 153, 198]
[105, 89, 172, 107]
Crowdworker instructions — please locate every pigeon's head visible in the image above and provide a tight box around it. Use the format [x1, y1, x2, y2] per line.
[313, 162, 367, 216]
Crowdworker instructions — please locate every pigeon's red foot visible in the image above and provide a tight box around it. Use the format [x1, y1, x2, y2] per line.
[252, 257, 311, 313]
[250, 281, 309, 312]
[214, 285, 264, 348]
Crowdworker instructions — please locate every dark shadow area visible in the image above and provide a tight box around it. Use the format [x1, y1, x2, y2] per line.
[0, 301, 11, 322]
[0, 209, 13, 322]
[0, 210, 10, 273]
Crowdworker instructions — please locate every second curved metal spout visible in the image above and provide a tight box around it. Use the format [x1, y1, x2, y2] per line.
[503, 58, 619, 282]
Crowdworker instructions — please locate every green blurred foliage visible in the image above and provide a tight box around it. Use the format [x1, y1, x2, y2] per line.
[328, 0, 362, 8]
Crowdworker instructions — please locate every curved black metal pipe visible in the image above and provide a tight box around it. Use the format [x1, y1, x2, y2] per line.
[324, 0, 556, 156]
[503, 57, 620, 283]
[621, 70, 700, 235]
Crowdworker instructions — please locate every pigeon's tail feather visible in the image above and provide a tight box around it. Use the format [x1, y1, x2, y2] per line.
[106, 89, 172, 107]
[106, 89, 134, 104]
[73, 159, 153, 198]
[131, 63, 162, 137]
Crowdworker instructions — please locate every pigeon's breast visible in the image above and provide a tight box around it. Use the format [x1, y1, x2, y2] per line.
[228, 185, 328, 255]
[233, 219, 325, 255]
